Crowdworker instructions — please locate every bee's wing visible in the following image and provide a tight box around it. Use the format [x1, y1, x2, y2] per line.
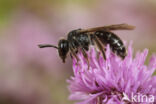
[78, 24, 135, 33]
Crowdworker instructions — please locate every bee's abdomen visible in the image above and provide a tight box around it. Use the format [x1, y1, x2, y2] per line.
[95, 31, 126, 59]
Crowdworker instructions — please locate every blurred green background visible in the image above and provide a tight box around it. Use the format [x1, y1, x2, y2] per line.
[0, 0, 155, 104]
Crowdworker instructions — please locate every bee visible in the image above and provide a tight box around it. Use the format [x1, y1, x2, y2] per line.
[38, 24, 135, 63]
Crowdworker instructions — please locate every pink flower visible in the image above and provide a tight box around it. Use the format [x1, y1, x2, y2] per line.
[68, 43, 156, 104]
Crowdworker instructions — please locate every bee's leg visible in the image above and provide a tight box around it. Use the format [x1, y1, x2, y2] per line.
[92, 36, 106, 60]
[81, 48, 90, 69]
[70, 48, 79, 63]
[70, 53, 73, 59]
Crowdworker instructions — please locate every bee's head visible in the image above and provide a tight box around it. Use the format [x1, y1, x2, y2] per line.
[38, 39, 69, 63]
[58, 39, 69, 63]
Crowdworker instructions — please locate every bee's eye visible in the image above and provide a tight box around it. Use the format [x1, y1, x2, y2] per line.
[58, 39, 69, 62]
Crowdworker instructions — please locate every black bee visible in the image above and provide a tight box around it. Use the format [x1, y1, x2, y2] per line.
[38, 24, 135, 63]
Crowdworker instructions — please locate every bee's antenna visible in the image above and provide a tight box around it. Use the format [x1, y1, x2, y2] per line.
[38, 44, 58, 49]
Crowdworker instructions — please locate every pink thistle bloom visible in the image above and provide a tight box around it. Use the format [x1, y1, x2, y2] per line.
[68, 43, 156, 104]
